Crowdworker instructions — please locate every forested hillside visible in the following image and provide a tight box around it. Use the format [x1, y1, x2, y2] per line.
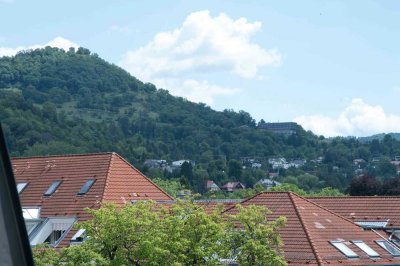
[1, 47, 400, 194]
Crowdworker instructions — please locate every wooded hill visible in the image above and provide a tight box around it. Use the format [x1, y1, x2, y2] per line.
[1, 47, 400, 193]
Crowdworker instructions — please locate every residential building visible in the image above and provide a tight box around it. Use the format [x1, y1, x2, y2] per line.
[13, 152, 172, 248]
[258, 122, 299, 135]
[256, 178, 281, 190]
[221, 182, 245, 192]
[143, 159, 168, 169]
[206, 180, 220, 192]
[170, 159, 194, 172]
[224, 192, 400, 265]
[308, 196, 400, 230]
[269, 172, 280, 178]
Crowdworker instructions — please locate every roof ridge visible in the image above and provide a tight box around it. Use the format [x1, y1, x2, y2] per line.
[288, 192, 323, 266]
[110, 152, 173, 200]
[221, 191, 289, 214]
[12, 152, 114, 160]
[100, 153, 114, 204]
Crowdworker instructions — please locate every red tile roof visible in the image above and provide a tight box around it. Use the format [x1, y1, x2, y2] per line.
[224, 192, 400, 265]
[12, 152, 172, 247]
[308, 196, 400, 228]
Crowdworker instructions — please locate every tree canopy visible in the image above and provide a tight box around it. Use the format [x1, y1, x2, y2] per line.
[33, 200, 287, 265]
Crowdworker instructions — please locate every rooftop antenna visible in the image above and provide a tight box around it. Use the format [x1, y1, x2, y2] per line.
[0, 123, 34, 265]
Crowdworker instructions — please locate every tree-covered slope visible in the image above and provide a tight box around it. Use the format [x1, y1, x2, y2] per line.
[0, 47, 319, 160]
[2, 47, 400, 193]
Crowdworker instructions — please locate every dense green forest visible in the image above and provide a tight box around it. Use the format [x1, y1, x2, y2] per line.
[1, 47, 400, 194]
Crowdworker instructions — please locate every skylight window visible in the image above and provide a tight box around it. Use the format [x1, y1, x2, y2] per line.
[352, 240, 380, 257]
[330, 241, 359, 258]
[71, 229, 86, 244]
[17, 182, 28, 194]
[376, 240, 400, 256]
[78, 179, 95, 195]
[44, 180, 62, 196]
[22, 207, 40, 219]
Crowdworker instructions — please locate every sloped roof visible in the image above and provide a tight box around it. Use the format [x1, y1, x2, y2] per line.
[308, 196, 400, 228]
[12, 152, 172, 247]
[224, 192, 400, 265]
[222, 182, 244, 189]
[13, 152, 171, 218]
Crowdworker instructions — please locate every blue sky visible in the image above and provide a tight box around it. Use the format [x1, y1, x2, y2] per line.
[1, 0, 400, 137]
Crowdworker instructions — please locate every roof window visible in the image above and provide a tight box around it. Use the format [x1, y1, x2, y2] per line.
[330, 241, 359, 258]
[376, 240, 400, 256]
[78, 179, 95, 195]
[70, 229, 86, 244]
[44, 180, 62, 196]
[352, 240, 380, 257]
[17, 182, 28, 194]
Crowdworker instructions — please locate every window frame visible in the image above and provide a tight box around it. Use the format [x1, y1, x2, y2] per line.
[376, 240, 400, 256]
[17, 182, 28, 194]
[352, 240, 380, 257]
[43, 180, 62, 196]
[330, 240, 359, 258]
[77, 179, 96, 195]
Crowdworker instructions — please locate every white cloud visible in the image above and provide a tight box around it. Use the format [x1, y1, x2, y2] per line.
[121, 10, 281, 80]
[0, 0, 14, 3]
[0, 37, 79, 57]
[154, 78, 239, 105]
[294, 98, 400, 137]
[120, 10, 280, 104]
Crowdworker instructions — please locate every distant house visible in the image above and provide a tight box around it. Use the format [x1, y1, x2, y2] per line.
[13, 152, 172, 248]
[242, 158, 262, 169]
[172, 159, 193, 167]
[143, 159, 168, 169]
[256, 178, 281, 190]
[258, 122, 298, 135]
[177, 189, 192, 199]
[268, 157, 288, 170]
[353, 158, 366, 165]
[222, 182, 245, 192]
[206, 180, 220, 192]
[289, 159, 306, 168]
[390, 160, 400, 174]
[169, 159, 194, 172]
[269, 172, 280, 179]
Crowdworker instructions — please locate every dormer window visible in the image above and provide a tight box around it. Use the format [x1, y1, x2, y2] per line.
[44, 180, 62, 196]
[78, 179, 95, 195]
[376, 240, 400, 256]
[330, 241, 359, 258]
[17, 182, 28, 194]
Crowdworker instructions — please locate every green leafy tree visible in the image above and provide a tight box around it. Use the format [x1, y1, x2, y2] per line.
[269, 183, 308, 196]
[59, 243, 108, 266]
[152, 177, 186, 198]
[80, 201, 164, 265]
[312, 187, 345, 196]
[158, 200, 229, 265]
[228, 205, 287, 266]
[32, 244, 60, 266]
[72, 199, 288, 265]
